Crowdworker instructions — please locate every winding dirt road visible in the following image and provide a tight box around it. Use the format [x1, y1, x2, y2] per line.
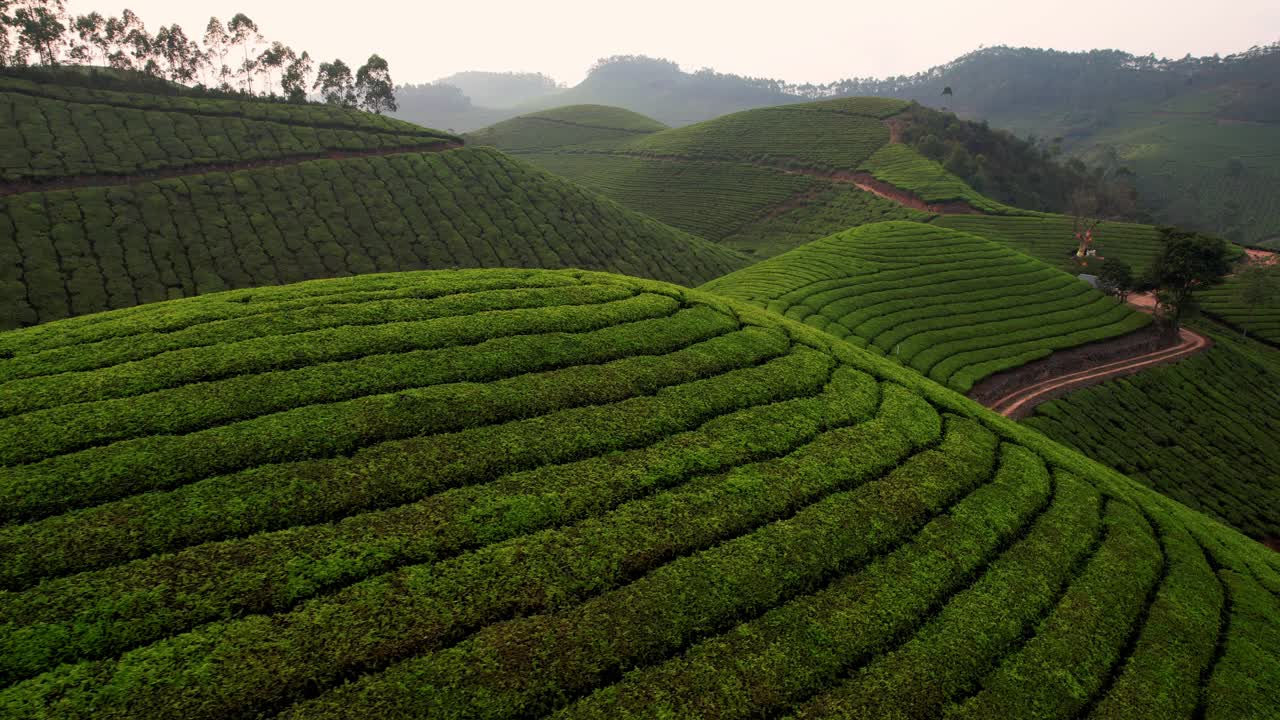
[986, 323, 1211, 419]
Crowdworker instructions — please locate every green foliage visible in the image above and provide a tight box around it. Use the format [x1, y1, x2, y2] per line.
[466, 105, 666, 151]
[0, 269, 1275, 719]
[1201, 262, 1280, 344]
[703, 221, 1149, 392]
[1146, 227, 1233, 329]
[936, 214, 1167, 275]
[617, 99, 895, 170]
[1024, 328, 1280, 539]
[0, 147, 746, 328]
[858, 144, 1039, 215]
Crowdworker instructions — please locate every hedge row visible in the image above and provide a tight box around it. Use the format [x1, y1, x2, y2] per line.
[0, 90, 452, 181]
[0, 382, 944, 719]
[0, 75, 439, 136]
[704, 221, 1148, 392]
[936, 214, 1166, 276]
[0, 361, 874, 683]
[1024, 331, 1280, 540]
[0, 147, 746, 328]
[858, 144, 1038, 215]
[1, 270, 1278, 718]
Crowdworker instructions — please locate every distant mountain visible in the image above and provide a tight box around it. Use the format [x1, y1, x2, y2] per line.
[434, 71, 562, 108]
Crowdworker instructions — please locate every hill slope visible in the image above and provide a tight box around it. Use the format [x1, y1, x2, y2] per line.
[0, 75, 750, 331]
[703, 222, 1149, 393]
[465, 105, 666, 151]
[0, 75, 459, 184]
[1025, 325, 1280, 541]
[846, 45, 1280, 244]
[0, 268, 1276, 719]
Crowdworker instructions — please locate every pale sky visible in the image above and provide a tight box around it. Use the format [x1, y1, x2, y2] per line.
[74, 0, 1280, 87]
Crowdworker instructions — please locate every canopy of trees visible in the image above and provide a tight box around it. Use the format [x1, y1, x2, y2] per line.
[0, 1, 395, 113]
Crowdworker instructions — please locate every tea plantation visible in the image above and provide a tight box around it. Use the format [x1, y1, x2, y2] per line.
[0, 76, 459, 182]
[1024, 328, 1280, 540]
[520, 152, 926, 253]
[1200, 276, 1280, 345]
[465, 104, 666, 151]
[0, 146, 747, 329]
[936, 214, 1167, 274]
[0, 268, 1276, 719]
[703, 221, 1149, 392]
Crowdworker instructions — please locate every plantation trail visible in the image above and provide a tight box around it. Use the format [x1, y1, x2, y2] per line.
[976, 296, 1212, 419]
[0, 141, 463, 196]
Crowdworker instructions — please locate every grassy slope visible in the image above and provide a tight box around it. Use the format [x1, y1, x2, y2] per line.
[1199, 275, 1280, 346]
[1024, 322, 1280, 540]
[464, 104, 667, 152]
[703, 221, 1149, 393]
[0, 76, 458, 182]
[474, 100, 994, 258]
[0, 268, 1275, 720]
[935, 214, 1166, 275]
[0, 145, 746, 329]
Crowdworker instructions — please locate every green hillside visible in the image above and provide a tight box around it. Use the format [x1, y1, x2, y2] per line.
[1024, 326, 1280, 541]
[936, 214, 1166, 275]
[1200, 275, 1280, 346]
[1, 268, 1276, 719]
[523, 152, 926, 254]
[703, 222, 1149, 392]
[617, 98, 905, 168]
[0, 76, 459, 183]
[0, 144, 747, 329]
[464, 105, 666, 151]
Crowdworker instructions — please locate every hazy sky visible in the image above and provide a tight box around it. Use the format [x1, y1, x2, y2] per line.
[76, 0, 1279, 86]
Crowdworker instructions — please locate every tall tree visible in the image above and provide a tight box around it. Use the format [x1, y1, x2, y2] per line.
[202, 17, 231, 88]
[69, 11, 104, 64]
[1145, 227, 1233, 334]
[154, 23, 201, 84]
[13, 0, 67, 65]
[119, 8, 150, 71]
[254, 40, 289, 94]
[1098, 257, 1135, 302]
[314, 58, 355, 107]
[355, 53, 396, 114]
[226, 13, 259, 93]
[281, 48, 312, 103]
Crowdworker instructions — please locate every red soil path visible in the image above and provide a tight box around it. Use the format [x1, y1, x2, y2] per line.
[986, 324, 1211, 419]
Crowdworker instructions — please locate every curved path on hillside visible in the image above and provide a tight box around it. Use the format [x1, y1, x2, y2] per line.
[986, 323, 1211, 419]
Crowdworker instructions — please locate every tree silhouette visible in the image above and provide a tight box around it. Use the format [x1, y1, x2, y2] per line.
[355, 54, 397, 114]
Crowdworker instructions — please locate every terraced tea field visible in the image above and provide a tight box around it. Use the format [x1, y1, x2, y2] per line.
[935, 214, 1167, 275]
[0, 146, 745, 329]
[1200, 276, 1280, 346]
[0, 77, 458, 183]
[465, 104, 666, 151]
[704, 222, 1150, 392]
[859, 144, 1032, 215]
[522, 152, 926, 252]
[1025, 328, 1280, 540]
[0, 268, 1275, 719]
[618, 100, 902, 170]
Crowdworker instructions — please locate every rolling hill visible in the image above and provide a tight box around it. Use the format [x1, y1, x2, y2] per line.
[473, 99, 1037, 258]
[0, 75, 459, 183]
[1, 268, 1276, 719]
[703, 222, 1150, 393]
[0, 77, 747, 330]
[464, 104, 666, 151]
